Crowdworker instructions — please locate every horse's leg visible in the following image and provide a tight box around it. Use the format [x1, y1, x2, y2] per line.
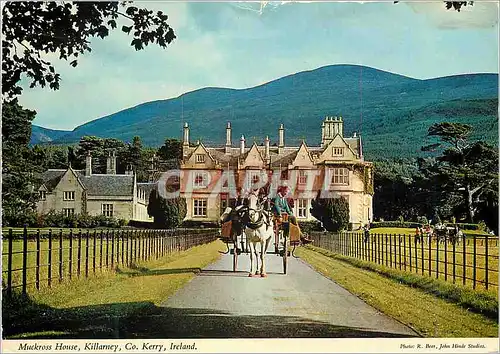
[248, 238, 255, 277]
[260, 235, 272, 277]
[259, 239, 266, 277]
[254, 241, 260, 275]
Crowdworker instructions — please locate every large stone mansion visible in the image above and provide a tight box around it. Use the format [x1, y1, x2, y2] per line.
[179, 116, 374, 229]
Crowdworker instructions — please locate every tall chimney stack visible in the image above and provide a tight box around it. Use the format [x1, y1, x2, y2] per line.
[183, 122, 190, 147]
[321, 121, 326, 147]
[225, 121, 232, 154]
[240, 135, 245, 154]
[265, 136, 270, 161]
[278, 123, 284, 154]
[85, 151, 92, 176]
[106, 150, 117, 174]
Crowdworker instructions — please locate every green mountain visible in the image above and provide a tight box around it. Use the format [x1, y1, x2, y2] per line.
[30, 125, 71, 145]
[33, 64, 498, 159]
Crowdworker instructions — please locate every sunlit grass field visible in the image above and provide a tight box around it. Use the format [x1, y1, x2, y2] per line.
[2, 229, 213, 294]
[311, 228, 499, 294]
[297, 246, 498, 338]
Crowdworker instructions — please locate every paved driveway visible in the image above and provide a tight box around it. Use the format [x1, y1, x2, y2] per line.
[158, 252, 419, 338]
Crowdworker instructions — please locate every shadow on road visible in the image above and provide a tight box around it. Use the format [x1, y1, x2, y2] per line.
[3, 294, 418, 339]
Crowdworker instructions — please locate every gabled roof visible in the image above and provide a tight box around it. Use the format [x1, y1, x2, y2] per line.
[186, 142, 216, 163]
[291, 141, 314, 166]
[38, 168, 135, 197]
[240, 142, 265, 167]
[270, 150, 298, 168]
[319, 134, 358, 159]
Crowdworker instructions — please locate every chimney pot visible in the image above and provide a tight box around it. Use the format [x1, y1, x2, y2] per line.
[240, 135, 245, 154]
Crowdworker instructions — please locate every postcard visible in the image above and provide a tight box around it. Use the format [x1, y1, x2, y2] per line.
[2, 1, 498, 353]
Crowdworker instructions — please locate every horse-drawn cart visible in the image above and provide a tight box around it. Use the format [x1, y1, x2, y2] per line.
[219, 210, 302, 275]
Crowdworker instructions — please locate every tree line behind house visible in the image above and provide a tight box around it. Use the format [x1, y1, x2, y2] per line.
[2, 99, 498, 235]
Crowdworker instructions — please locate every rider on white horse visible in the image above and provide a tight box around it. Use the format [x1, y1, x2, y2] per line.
[244, 187, 274, 278]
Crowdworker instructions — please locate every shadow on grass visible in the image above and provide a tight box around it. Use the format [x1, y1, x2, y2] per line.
[3, 292, 418, 339]
[116, 266, 202, 277]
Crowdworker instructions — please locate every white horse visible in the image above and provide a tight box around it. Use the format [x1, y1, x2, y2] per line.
[244, 193, 274, 277]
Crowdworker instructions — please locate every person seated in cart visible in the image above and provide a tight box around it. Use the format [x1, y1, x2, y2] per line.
[272, 185, 312, 244]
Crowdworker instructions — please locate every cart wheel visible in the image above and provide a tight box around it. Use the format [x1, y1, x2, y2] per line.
[233, 250, 238, 272]
[283, 238, 288, 274]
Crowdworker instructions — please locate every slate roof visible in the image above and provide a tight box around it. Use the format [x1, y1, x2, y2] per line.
[39, 169, 135, 197]
[137, 182, 157, 196]
[40, 169, 67, 190]
[78, 174, 134, 197]
[182, 135, 363, 168]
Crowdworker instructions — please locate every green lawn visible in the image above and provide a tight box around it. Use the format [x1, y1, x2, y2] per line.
[2, 231, 214, 294]
[296, 246, 498, 338]
[3, 240, 225, 338]
[311, 229, 498, 293]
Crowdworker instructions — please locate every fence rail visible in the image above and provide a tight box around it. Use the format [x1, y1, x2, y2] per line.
[2, 227, 219, 297]
[310, 231, 498, 291]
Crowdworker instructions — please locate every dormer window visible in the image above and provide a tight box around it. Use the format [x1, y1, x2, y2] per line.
[332, 148, 344, 156]
[195, 154, 205, 163]
[39, 191, 46, 200]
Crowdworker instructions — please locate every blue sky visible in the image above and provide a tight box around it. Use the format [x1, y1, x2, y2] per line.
[18, 1, 499, 131]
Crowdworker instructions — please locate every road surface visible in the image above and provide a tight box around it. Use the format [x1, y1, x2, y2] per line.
[156, 251, 419, 338]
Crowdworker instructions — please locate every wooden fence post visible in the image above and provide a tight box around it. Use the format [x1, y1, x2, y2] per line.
[7, 229, 13, 298]
[77, 230, 82, 277]
[48, 229, 53, 287]
[485, 235, 489, 290]
[99, 230, 104, 271]
[462, 233, 466, 286]
[59, 230, 63, 283]
[93, 230, 97, 274]
[473, 234, 477, 289]
[69, 230, 73, 279]
[22, 226, 28, 296]
[36, 230, 41, 290]
[85, 230, 90, 278]
[111, 230, 115, 268]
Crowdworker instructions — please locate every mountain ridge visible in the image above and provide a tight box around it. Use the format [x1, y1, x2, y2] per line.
[31, 64, 499, 159]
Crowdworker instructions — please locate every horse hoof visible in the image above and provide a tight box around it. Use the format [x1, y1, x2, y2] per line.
[260, 273, 268, 278]
[248, 273, 255, 278]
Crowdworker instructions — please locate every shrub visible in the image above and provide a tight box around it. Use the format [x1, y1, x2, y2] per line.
[298, 221, 323, 234]
[416, 216, 428, 225]
[148, 190, 187, 229]
[310, 194, 349, 232]
[370, 221, 422, 229]
[477, 220, 488, 232]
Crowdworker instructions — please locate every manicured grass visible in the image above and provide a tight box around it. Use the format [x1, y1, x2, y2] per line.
[314, 231, 499, 292]
[3, 240, 226, 338]
[296, 246, 498, 338]
[2, 231, 181, 292]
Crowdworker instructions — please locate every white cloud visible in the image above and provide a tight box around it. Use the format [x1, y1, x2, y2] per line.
[407, 1, 499, 29]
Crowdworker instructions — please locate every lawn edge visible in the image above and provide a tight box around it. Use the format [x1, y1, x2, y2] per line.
[299, 245, 498, 320]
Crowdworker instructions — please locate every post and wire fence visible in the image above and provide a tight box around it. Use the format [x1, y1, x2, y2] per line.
[309, 231, 498, 292]
[2, 227, 219, 298]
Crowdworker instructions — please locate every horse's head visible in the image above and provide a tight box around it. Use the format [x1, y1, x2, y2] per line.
[220, 207, 233, 223]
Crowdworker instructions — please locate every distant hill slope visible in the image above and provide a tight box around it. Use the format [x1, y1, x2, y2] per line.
[33, 64, 498, 159]
[31, 125, 72, 145]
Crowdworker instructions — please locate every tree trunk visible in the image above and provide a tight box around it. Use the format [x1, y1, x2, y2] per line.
[466, 184, 475, 223]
